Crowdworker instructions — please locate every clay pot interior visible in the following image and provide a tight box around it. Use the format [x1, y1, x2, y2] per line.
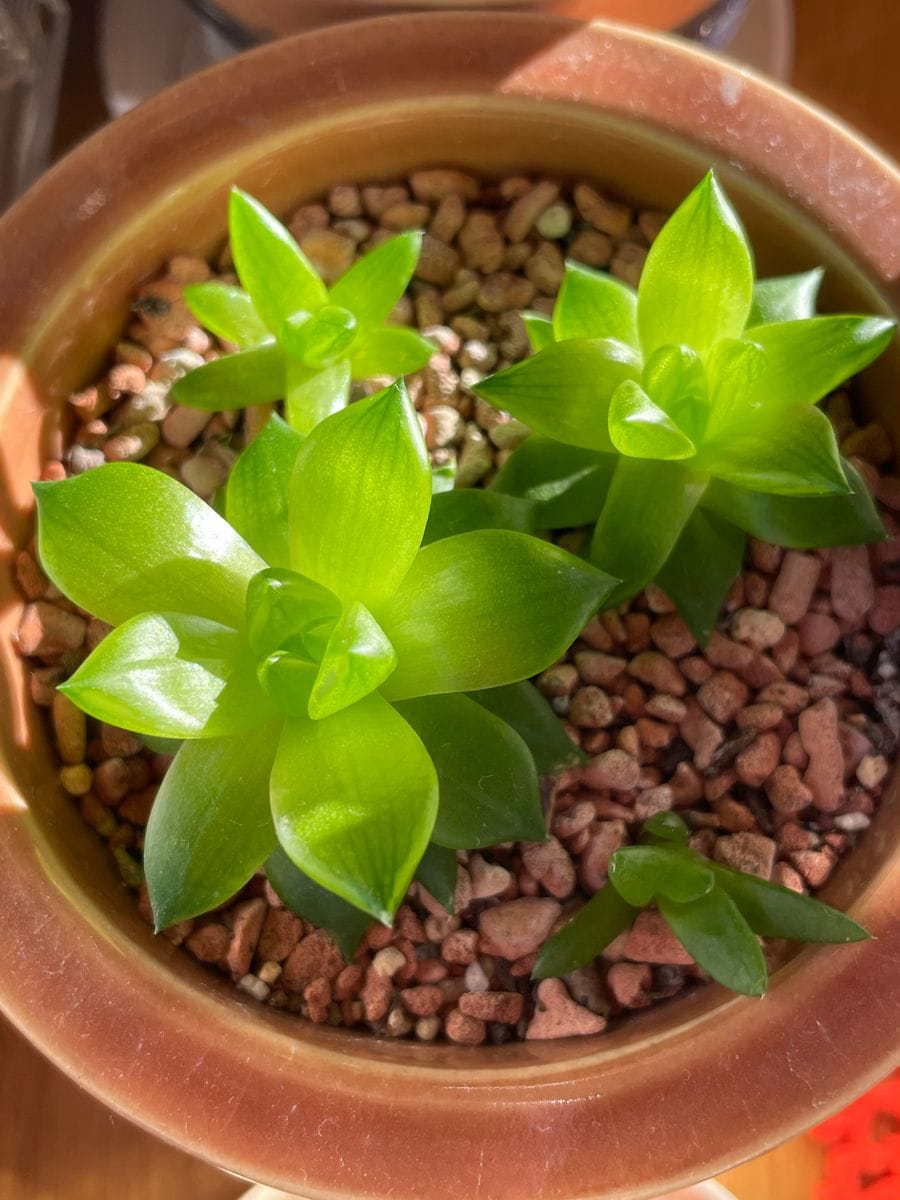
[0, 15, 898, 1200]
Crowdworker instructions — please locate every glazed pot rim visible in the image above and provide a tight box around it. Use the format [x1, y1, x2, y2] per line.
[0, 12, 899, 1200]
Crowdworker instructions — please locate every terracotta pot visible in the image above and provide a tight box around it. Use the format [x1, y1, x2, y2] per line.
[0, 13, 898, 1200]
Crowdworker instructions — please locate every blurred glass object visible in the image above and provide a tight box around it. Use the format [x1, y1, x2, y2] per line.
[0, 0, 69, 208]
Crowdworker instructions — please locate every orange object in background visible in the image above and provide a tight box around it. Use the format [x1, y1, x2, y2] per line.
[811, 1072, 900, 1199]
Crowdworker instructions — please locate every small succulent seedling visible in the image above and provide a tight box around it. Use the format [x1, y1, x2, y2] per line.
[34, 383, 615, 940]
[476, 171, 895, 642]
[535, 812, 868, 996]
[171, 189, 433, 434]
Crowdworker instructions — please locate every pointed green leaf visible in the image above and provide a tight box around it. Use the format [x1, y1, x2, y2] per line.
[309, 602, 397, 719]
[60, 612, 273, 739]
[554, 261, 638, 347]
[656, 507, 745, 645]
[271, 694, 438, 922]
[289, 381, 431, 608]
[394, 694, 543, 849]
[589, 458, 707, 607]
[380, 530, 617, 700]
[748, 268, 824, 326]
[638, 171, 753, 360]
[658, 888, 767, 997]
[702, 338, 767, 441]
[229, 188, 327, 331]
[703, 459, 885, 548]
[415, 841, 458, 914]
[183, 281, 269, 347]
[699, 403, 849, 496]
[533, 885, 637, 979]
[642, 344, 708, 440]
[423, 489, 535, 545]
[169, 341, 286, 411]
[144, 724, 281, 929]
[350, 326, 434, 379]
[245, 567, 340, 660]
[473, 339, 641, 452]
[33, 464, 264, 628]
[226, 414, 305, 567]
[609, 379, 697, 461]
[329, 230, 423, 330]
[281, 306, 357, 368]
[265, 846, 371, 959]
[609, 845, 714, 907]
[491, 436, 614, 529]
[285, 358, 351, 435]
[470, 681, 585, 773]
[522, 311, 555, 352]
[745, 315, 894, 410]
[642, 811, 690, 845]
[711, 865, 869, 944]
[257, 651, 318, 716]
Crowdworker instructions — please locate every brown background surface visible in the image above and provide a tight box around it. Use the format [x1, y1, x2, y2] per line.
[2, 0, 898, 1196]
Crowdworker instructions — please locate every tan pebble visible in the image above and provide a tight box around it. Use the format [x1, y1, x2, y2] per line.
[643, 693, 687, 723]
[758, 681, 810, 714]
[15, 550, 47, 600]
[59, 763, 93, 796]
[380, 201, 431, 230]
[526, 242, 565, 295]
[469, 854, 512, 900]
[679, 700, 724, 771]
[455, 425, 493, 487]
[185, 922, 229, 964]
[385, 1005, 413, 1038]
[327, 184, 362, 217]
[400, 984, 444, 1017]
[477, 272, 536, 314]
[372, 945, 408, 978]
[521, 837, 576, 899]
[766, 764, 814, 815]
[445, 1008, 487, 1045]
[625, 911, 693, 965]
[841, 422, 893, 465]
[857, 753, 889, 788]
[579, 821, 628, 893]
[104, 421, 160, 462]
[92, 758, 131, 805]
[731, 607, 786, 650]
[567, 229, 613, 268]
[799, 697, 844, 812]
[526, 978, 607, 1040]
[697, 671, 750, 725]
[478, 898, 561, 960]
[415, 1015, 442, 1042]
[627, 651, 687, 696]
[100, 724, 143, 759]
[441, 929, 479, 966]
[282, 930, 345, 991]
[634, 786, 674, 822]
[735, 731, 781, 787]
[429, 193, 466, 243]
[536, 663, 579, 697]
[574, 651, 627, 685]
[226, 898, 267, 979]
[410, 169, 478, 202]
[569, 686, 615, 728]
[611, 242, 648, 288]
[573, 183, 632, 236]
[504, 180, 560, 242]
[583, 749, 640, 791]
[830, 545, 875, 627]
[360, 185, 408, 218]
[607, 962, 652, 1009]
[768, 551, 821, 625]
[713, 795, 757, 833]
[773, 863, 806, 892]
[52, 691, 87, 764]
[536, 202, 573, 239]
[714, 832, 776, 880]
[299, 229, 355, 284]
[458, 210, 504, 272]
[415, 234, 460, 287]
[17, 601, 86, 657]
[361, 967, 394, 1022]
[706, 632, 754, 671]
[459, 990, 524, 1024]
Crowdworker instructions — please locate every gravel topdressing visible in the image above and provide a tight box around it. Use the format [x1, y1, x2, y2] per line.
[14, 169, 900, 1044]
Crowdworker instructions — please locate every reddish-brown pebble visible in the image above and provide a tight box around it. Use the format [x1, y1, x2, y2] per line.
[361, 967, 394, 1021]
[607, 962, 653, 1009]
[798, 613, 841, 656]
[831, 546, 875, 626]
[334, 963, 366, 1001]
[526, 979, 607, 1040]
[735, 732, 781, 787]
[625, 911, 693, 965]
[574, 650, 626, 685]
[768, 551, 821, 625]
[444, 1008, 487, 1045]
[714, 833, 776, 879]
[400, 985, 444, 1017]
[441, 929, 480, 965]
[570, 686, 616, 728]
[736, 703, 783, 731]
[766, 764, 814, 815]
[650, 614, 696, 658]
[697, 671, 750, 725]
[225, 898, 266, 979]
[583, 748, 640, 791]
[282, 930, 345, 991]
[469, 853, 512, 899]
[478, 898, 561, 960]
[869, 585, 900, 634]
[628, 651, 687, 696]
[458, 990, 524, 1024]
[579, 820, 628, 892]
[790, 849, 835, 889]
[522, 837, 576, 899]
[185, 923, 229, 964]
[799, 698, 844, 812]
[257, 907, 303, 964]
[304, 977, 332, 1024]
[679, 700, 724, 771]
[17, 601, 86, 656]
[758, 682, 810, 714]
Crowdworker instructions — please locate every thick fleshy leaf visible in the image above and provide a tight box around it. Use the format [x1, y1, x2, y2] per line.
[473, 339, 641, 452]
[522, 311, 556, 352]
[284, 358, 351, 435]
[423, 489, 535, 545]
[470, 681, 585, 773]
[491, 436, 614, 528]
[394, 694, 543, 849]
[350, 326, 434, 378]
[144, 724, 281, 929]
[380, 530, 617, 700]
[711, 865, 868, 943]
[169, 341, 286, 411]
[182, 281, 269, 348]
[309, 602, 397, 720]
[329, 230, 423, 330]
[658, 888, 767, 997]
[608, 380, 696, 460]
[257, 651, 318, 717]
[703, 459, 885, 548]
[226, 414, 305, 567]
[702, 338, 767, 441]
[60, 612, 272, 739]
[554, 261, 638, 346]
[748, 268, 824, 326]
[589, 458, 707, 607]
[642, 811, 690, 845]
[245, 567, 341, 660]
[533, 885, 638, 979]
[33, 464, 264, 628]
[699, 403, 849, 496]
[289, 382, 431, 608]
[415, 842, 458, 914]
[746, 316, 895, 410]
[271, 694, 438, 922]
[642, 344, 708, 440]
[265, 846, 372, 958]
[638, 171, 753, 360]
[608, 845, 714, 908]
[229, 188, 327, 331]
[656, 507, 745, 645]
[280, 306, 357, 368]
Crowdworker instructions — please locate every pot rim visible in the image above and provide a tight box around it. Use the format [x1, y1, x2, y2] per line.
[1, 13, 898, 1200]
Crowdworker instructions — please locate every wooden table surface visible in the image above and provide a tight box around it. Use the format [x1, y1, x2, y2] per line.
[2, 2, 898, 1197]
